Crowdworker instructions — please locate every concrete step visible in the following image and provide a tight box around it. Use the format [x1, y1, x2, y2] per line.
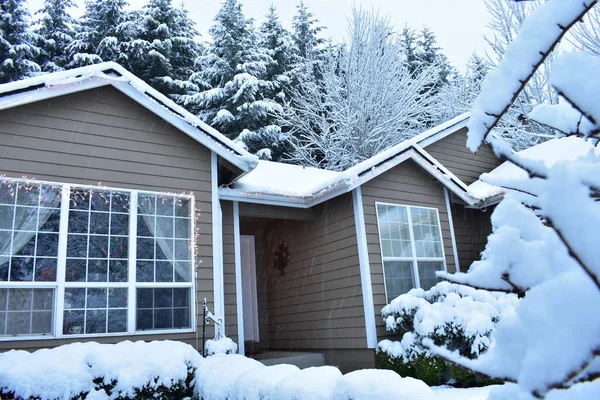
[251, 351, 326, 369]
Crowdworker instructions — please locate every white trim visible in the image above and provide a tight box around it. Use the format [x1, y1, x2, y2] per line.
[211, 152, 225, 327]
[375, 202, 448, 303]
[233, 201, 245, 355]
[54, 185, 70, 337]
[352, 187, 377, 349]
[444, 188, 461, 273]
[127, 191, 138, 333]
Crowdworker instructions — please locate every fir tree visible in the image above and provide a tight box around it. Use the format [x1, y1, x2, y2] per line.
[182, 0, 281, 150]
[0, 0, 40, 83]
[121, 0, 200, 94]
[291, 0, 324, 61]
[66, 0, 128, 68]
[34, 0, 77, 72]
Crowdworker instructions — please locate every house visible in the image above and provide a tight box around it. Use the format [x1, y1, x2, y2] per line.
[0, 63, 502, 371]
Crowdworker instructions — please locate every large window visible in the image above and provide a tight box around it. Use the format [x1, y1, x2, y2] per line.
[376, 203, 446, 303]
[0, 178, 195, 339]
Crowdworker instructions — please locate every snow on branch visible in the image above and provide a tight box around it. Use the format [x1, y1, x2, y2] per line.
[467, 0, 598, 152]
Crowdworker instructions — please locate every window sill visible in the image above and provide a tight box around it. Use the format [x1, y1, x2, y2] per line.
[0, 328, 196, 342]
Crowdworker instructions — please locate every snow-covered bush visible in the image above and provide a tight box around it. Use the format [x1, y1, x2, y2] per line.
[376, 282, 518, 386]
[332, 369, 435, 400]
[0, 341, 202, 400]
[426, 1, 600, 399]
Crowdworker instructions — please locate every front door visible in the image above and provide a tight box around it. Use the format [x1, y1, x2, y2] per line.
[241, 235, 259, 342]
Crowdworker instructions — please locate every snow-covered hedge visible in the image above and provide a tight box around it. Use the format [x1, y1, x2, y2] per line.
[377, 282, 519, 386]
[0, 341, 201, 400]
[0, 341, 437, 400]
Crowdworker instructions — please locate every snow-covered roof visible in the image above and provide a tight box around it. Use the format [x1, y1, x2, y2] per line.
[468, 136, 600, 201]
[221, 113, 479, 208]
[0, 62, 258, 172]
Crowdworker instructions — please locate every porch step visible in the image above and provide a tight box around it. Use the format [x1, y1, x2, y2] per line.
[251, 351, 325, 369]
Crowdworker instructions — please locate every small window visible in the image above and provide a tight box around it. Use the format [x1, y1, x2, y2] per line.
[376, 203, 446, 302]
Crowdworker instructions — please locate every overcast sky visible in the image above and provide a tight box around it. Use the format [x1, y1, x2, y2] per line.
[27, 0, 493, 71]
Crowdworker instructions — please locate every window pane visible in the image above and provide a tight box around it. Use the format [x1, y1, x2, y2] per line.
[89, 213, 109, 235]
[35, 258, 57, 281]
[89, 235, 109, 258]
[110, 192, 129, 213]
[10, 257, 34, 281]
[0, 182, 15, 205]
[174, 262, 192, 282]
[90, 189, 111, 212]
[70, 189, 90, 210]
[17, 183, 39, 206]
[88, 259, 108, 282]
[136, 261, 154, 282]
[110, 214, 129, 236]
[36, 233, 59, 257]
[63, 287, 127, 335]
[136, 288, 190, 331]
[0, 257, 8, 281]
[0, 206, 14, 229]
[174, 198, 191, 218]
[384, 261, 414, 302]
[410, 207, 444, 259]
[1, 288, 54, 336]
[67, 234, 87, 258]
[418, 261, 444, 291]
[109, 260, 128, 282]
[66, 259, 86, 282]
[68, 210, 89, 234]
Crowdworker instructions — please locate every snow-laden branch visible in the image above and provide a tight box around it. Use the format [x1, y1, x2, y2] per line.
[467, 0, 598, 152]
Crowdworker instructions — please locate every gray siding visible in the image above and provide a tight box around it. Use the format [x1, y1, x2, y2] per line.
[261, 193, 366, 350]
[451, 205, 494, 272]
[0, 86, 214, 351]
[425, 127, 502, 185]
[361, 160, 457, 339]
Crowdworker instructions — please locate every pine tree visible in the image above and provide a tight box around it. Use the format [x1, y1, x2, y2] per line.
[66, 0, 128, 68]
[291, 0, 324, 61]
[34, 0, 77, 72]
[182, 0, 281, 149]
[236, 5, 296, 161]
[121, 0, 200, 94]
[0, 0, 40, 83]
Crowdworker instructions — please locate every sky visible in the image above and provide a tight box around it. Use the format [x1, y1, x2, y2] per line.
[27, 0, 493, 71]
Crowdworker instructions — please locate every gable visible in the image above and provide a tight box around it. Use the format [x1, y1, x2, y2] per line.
[423, 127, 502, 185]
[0, 85, 212, 194]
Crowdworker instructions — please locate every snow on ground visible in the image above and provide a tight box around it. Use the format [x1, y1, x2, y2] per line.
[433, 385, 497, 400]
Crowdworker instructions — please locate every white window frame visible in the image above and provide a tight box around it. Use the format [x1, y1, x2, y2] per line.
[0, 177, 196, 341]
[375, 202, 447, 302]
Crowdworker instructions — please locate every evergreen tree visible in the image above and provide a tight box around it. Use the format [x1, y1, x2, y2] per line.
[121, 0, 200, 94]
[182, 0, 281, 150]
[34, 0, 77, 72]
[417, 27, 451, 90]
[66, 0, 128, 68]
[0, 0, 40, 83]
[400, 26, 420, 76]
[291, 0, 324, 61]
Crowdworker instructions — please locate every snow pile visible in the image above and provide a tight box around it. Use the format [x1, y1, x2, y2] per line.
[233, 364, 299, 400]
[333, 369, 435, 400]
[0, 341, 202, 399]
[381, 281, 519, 360]
[195, 354, 264, 400]
[234, 160, 342, 197]
[269, 366, 343, 400]
[0, 342, 98, 399]
[205, 337, 238, 355]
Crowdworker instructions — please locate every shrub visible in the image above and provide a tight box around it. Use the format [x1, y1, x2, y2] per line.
[377, 281, 519, 387]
